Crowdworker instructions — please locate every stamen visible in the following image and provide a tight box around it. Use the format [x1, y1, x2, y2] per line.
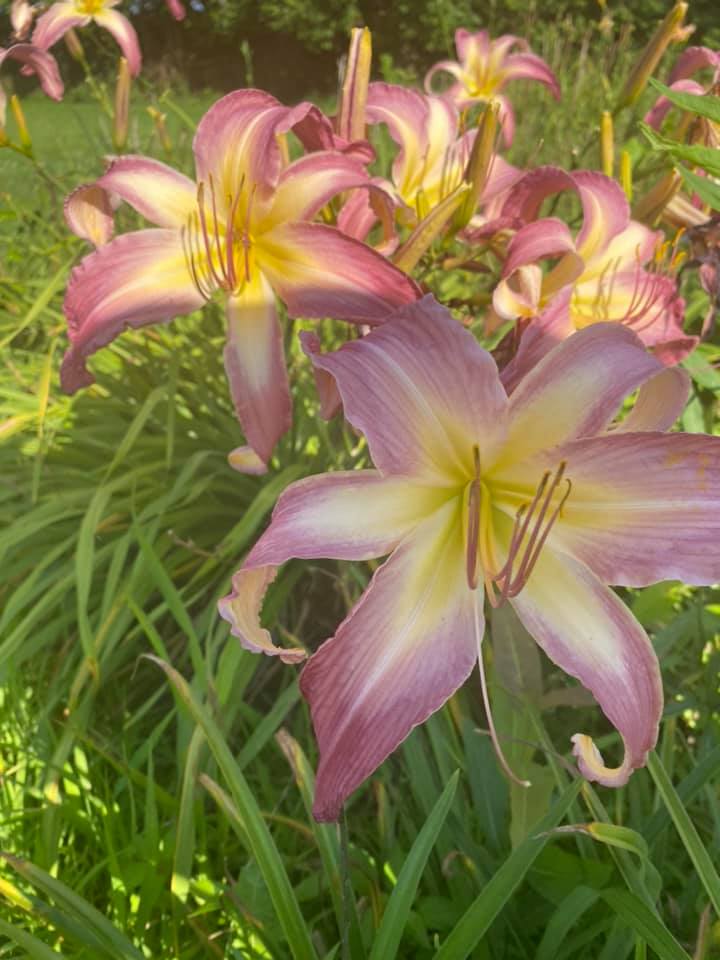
[474, 595, 531, 788]
[242, 182, 258, 283]
[208, 174, 229, 286]
[181, 216, 212, 300]
[196, 182, 227, 290]
[225, 174, 245, 293]
[490, 462, 571, 605]
[466, 445, 482, 589]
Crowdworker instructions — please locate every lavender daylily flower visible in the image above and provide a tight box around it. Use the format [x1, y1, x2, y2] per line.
[61, 89, 420, 471]
[220, 296, 720, 821]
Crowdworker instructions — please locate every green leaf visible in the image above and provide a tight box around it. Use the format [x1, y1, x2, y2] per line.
[536, 886, 600, 960]
[369, 771, 459, 960]
[147, 656, 319, 960]
[640, 123, 720, 177]
[646, 751, 720, 916]
[677, 166, 720, 211]
[433, 780, 582, 959]
[601, 889, 691, 960]
[0, 918, 69, 959]
[649, 80, 720, 124]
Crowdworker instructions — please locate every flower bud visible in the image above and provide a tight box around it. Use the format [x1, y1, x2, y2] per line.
[112, 57, 131, 152]
[10, 94, 31, 153]
[64, 27, 85, 62]
[620, 149, 632, 201]
[147, 106, 172, 154]
[337, 27, 372, 143]
[632, 170, 682, 225]
[600, 110, 614, 177]
[617, 3, 688, 109]
[10, 0, 34, 40]
[454, 101, 500, 231]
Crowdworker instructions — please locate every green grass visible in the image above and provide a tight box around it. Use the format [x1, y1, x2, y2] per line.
[1, 16, 720, 960]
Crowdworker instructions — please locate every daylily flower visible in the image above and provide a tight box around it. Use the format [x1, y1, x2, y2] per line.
[61, 89, 420, 472]
[32, 0, 142, 76]
[0, 43, 63, 123]
[425, 29, 560, 146]
[165, 0, 185, 20]
[219, 296, 720, 821]
[491, 167, 694, 387]
[338, 82, 521, 250]
[644, 46, 720, 134]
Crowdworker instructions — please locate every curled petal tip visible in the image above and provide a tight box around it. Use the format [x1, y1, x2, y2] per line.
[227, 445, 268, 475]
[571, 733, 638, 787]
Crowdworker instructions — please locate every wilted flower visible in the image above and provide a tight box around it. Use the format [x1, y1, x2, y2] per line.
[220, 296, 719, 821]
[425, 29, 560, 146]
[61, 90, 419, 472]
[32, 0, 141, 76]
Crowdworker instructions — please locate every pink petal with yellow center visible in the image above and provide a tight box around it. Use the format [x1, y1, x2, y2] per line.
[97, 155, 196, 228]
[64, 183, 114, 247]
[492, 263, 544, 320]
[92, 8, 141, 75]
[366, 83, 430, 201]
[497, 323, 666, 464]
[257, 222, 421, 324]
[61, 229, 204, 393]
[300, 498, 478, 820]
[310, 296, 508, 483]
[573, 171, 629, 263]
[224, 274, 291, 469]
[509, 541, 662, 788]
[261, 151, 370, 227]
[541, 431, 720, 587]
[31, 2, 87, 50]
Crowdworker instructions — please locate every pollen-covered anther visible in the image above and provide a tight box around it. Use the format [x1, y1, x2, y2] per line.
[488, 460, 571, 606]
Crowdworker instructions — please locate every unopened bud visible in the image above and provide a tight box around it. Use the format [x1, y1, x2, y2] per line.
[620, 149, 632, 201]
[600, 110, 614, 177]
[112, 57, 131, 151]
[617, 3, 688, 109]
[147, 106, 172, 154]
[64, 27, 85, 62]
[632, 169, 682, 225]
[10, 94, 31, 152]
[337, 26, 372, 143]
[393, 182, 470, 274]
[454, 101, 500, 231]
[10, 0, 34, 40]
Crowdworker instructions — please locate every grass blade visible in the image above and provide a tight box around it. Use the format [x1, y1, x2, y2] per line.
[601, 889, 691, 960]
[433, 780, 582, 959]
[369, 771, 459, 960]
[0, 917, 69, 958]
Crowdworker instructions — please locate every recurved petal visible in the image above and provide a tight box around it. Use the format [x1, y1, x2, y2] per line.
[501, 217, 578, 278]
[496, 323, 667, 466]
[97, 155, 196, 228]
[366, 83, 430, 199]
[61, 229, 204, 393]
[0, 43, 64, 100]
[244, 470, 451, 567]
[299, 331, 343, 420]
[257, 222, 420, 324]
[31, 2, 86, 50]
[64, 183, 114, 246]
[500, 165, 576, 222]
[309, 296, 508, 483]
[613, 366, 689, 432]
[262, 152, 370, 227]
[300, 498, 479, 821]
[219, 566, 306, 663]
[669, 45, 720, 83]
[224, 274, 292, 469]
[503, 52, 561, 98]
[509, 542, 662, 787]
[541, 431, 720, 587]
[498, 291, 575, 394]
[644, 79, 705, 129]
[92, 8, 142, 75]
[573, 171, 629, 263]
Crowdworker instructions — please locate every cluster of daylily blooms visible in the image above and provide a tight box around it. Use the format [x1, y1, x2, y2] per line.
[5, 2, 720, 821]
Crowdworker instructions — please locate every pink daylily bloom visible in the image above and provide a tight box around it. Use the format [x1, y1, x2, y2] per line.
[425, 29, 560, 146]
[644, 44, 720, 129]
[61, 90, 420, 470]
[492, 167, 694, 387]
[32, 0, 142, 76]
[0, 43, 64, 106]
[165, 0, 185, 20]
[219, 296, 720, 821]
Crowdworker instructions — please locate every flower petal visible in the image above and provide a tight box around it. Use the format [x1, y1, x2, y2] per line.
[613, 366, 689, 432]
[219, 566, 306, 663]
[262, 151, 369, 227]
[257, 222, 420, 324]
[542, 431, 720, 587]
[496, 323, 666, 465]
[224, 273, 291, 468]
[31, 2, 86, 50]
[501, 217, 578, 279]
[300, 498, 479, 820]
[573, 171, 629, 262]
[309, 296, 508, 483]
[503, 52, 561, 98]
[366, 83, 430, 202]
[0, 43, 64, 101]
[96, 155, 196, 228]
[298, 331, 342, 420]
[669, 46, 720, 83]
[245, 470, 451, 567]
[510, 542, 662, 787]
[92, 8, 142, 76]
[498, 291, 575, 394]
[500, 165, 575, 222]
[61, 229, 204, 393]
[64, 183, 114, 247]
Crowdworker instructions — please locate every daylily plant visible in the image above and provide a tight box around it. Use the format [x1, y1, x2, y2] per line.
[425, 29, 560, 146]
[32, 0, 142, 76]
[490, 167, 693, 388]
[644, 45, 720, 132]
[61, 89, 419, 471]
[220, 296, 719, 822]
